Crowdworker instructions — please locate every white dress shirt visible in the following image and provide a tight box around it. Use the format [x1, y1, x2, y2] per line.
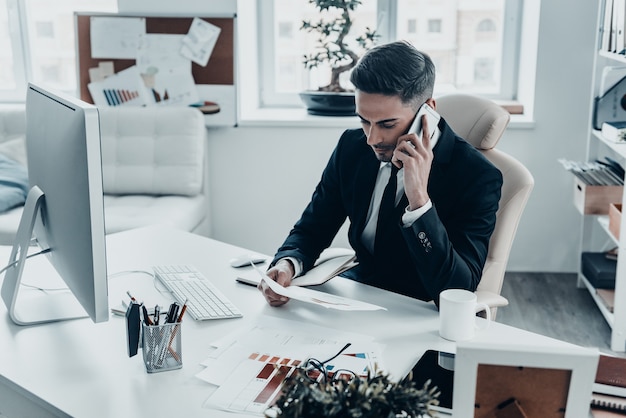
[360, 128, 440, 253]
[287, 127, 441, 274]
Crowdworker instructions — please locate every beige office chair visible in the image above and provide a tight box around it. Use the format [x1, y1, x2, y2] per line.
[436, 94, 534, 319]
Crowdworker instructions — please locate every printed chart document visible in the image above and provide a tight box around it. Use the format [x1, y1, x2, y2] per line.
[260, 276, 385, 311]
[197, 316, 383, 416]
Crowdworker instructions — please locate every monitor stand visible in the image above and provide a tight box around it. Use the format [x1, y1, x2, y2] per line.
[0, 186, 87, 325]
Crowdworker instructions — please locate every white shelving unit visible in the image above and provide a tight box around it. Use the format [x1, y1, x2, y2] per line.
[579, 0, 626, 352]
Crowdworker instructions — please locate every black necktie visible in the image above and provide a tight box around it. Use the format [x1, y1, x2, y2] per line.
[375, 164, 398, 253]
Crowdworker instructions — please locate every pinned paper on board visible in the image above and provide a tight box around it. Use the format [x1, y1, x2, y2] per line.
[88, 61, 115, 83]
[136, 34, 199, 106]
[87, 65, 151, 107]
[180, 17, 221, 67]
[90, 16, 145, 59]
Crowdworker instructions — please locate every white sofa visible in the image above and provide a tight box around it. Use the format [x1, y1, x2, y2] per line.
[0, 106, 209, 245]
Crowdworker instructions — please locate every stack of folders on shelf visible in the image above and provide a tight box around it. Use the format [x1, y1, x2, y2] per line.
[559, 158, 625, 186]
[591, 354, 626, 416]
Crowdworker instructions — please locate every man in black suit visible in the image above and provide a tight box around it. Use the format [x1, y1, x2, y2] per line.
[259, 40, 503, 306]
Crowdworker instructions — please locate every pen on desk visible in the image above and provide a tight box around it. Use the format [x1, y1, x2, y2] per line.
[166, 302, 179, 324]
[126, 291, 137, 303]
[153, 305, 160, 325]
[142, 304, 153, 326]
[177, 299, 188, 323]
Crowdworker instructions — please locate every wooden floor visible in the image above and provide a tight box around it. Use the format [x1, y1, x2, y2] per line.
[496, 272, 624, 356]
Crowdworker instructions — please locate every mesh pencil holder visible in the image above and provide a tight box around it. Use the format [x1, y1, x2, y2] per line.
[142, 322, 183, 373]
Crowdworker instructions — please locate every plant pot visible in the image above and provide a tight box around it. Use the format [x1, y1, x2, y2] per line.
[299, 91, 356, 116]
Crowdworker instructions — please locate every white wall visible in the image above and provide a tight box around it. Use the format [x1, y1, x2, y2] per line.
[498, 0, 598, 272]
[123, 0, 600, 273]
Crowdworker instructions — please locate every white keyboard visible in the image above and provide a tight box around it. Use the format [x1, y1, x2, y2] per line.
[153, 265, 243, 320]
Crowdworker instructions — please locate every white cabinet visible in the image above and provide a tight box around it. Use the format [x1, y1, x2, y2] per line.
[579, 0, 626, 352]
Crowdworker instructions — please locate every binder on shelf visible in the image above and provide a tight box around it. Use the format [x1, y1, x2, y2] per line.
[594, 75, 626, 129]
[603, 0, 615, 51]
[613, 0, 626, 54]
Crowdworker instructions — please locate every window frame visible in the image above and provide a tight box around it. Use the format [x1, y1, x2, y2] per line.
[257, 0, 523, 109]
[2, 0, 29, 102]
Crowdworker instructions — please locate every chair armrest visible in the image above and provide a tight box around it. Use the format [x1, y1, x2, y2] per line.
[475, 290, 509, 308]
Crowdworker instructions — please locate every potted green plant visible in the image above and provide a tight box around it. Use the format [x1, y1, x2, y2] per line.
[264, 366, 441, 418]
[299, 0, 379, 116]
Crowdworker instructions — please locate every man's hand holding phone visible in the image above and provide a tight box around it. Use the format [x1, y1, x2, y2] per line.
[393, 102, 440, 210]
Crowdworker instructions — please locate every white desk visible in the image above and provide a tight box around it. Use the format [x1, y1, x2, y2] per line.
[0, 226, 584, 418]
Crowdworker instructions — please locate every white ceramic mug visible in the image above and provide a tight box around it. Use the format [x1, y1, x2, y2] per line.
[439, 289, 491, 341]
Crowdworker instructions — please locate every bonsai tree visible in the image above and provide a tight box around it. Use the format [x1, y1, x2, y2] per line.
[301, 0, 379, 92]
[264, 366, 441, 418]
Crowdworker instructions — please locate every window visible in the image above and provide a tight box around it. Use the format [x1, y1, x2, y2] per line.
[427, 19, 442, 34]
[477, 19, 497, 33]
[407, 18, 417, 34]
[258, 0, 522, 108]
[474, 57, 495, 84]
[0, 0, 117, 103]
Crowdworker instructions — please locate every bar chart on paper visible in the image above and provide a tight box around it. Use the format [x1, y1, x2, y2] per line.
[101, 89, 141, 106]
[202, 347, 380, 414]
[204, 354, 299, 415]
[197, 317, 383, 415]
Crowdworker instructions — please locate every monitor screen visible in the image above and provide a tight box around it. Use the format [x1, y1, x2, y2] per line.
[0, 82, 109, 325]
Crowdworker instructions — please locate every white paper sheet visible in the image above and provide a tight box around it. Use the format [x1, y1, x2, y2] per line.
[260, 274, 386, 311]
[197, 316, 372, 386]
[198, 316, 383, 415]
[180, 17, 221, 67]
[90, 16, 145, 59]
[87, 65, 151, 107]
[135, 34, 199, 106]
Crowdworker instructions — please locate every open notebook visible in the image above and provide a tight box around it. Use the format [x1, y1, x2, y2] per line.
[235, 247, 358, 287]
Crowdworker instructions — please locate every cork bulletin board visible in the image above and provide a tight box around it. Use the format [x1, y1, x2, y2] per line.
[74, 13, 236, 126]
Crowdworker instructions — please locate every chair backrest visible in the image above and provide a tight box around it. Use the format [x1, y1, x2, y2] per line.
[436, 94, 534, 317]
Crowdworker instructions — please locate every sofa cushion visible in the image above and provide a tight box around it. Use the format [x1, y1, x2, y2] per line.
[99, 107, 205, 196]
[0, 137, 27, 168]
[102, 194, 207, 234]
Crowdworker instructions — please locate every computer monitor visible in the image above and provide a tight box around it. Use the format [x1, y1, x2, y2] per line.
[0, 82, 109, 325]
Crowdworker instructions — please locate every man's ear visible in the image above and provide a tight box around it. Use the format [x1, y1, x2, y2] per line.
[426, 97, 436, 111]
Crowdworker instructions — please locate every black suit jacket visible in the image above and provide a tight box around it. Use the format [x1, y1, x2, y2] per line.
[273, 118, 503, 302]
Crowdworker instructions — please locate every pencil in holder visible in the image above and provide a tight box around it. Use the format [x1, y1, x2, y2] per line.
[141, 322, 182, 373]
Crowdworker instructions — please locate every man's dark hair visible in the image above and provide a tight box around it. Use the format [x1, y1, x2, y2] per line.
[350, 40, 435, 110]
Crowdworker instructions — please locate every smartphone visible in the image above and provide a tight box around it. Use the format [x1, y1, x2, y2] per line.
[402, 349, 454, 412]
[408, 102, 441, 140]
